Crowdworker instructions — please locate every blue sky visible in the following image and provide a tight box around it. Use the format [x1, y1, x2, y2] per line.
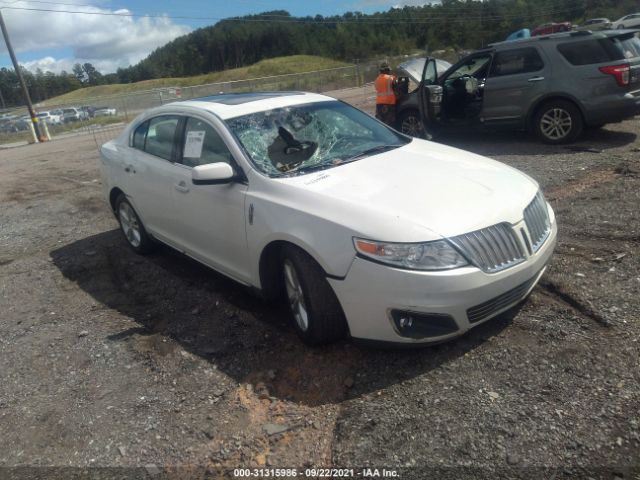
[0, 0, 421, 74]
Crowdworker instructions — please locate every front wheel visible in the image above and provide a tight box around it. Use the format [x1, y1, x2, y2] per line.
[532, 100, 583, 144]
[617, 24, 625, 29]
[398, 110, 428, 139]
[281, 246, 347, 345]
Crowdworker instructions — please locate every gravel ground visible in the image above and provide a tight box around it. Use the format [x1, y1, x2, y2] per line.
[0, 114, 639, 480]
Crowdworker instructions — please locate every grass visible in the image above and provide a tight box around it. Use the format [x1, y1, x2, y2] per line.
[41, 55, 351, 106]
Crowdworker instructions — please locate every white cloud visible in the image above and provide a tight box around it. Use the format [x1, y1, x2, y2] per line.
[0, 2, 192, 73]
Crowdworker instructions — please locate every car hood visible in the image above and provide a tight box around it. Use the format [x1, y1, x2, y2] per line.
[397, 57, 452, 84]
[269, 139, 539, 242]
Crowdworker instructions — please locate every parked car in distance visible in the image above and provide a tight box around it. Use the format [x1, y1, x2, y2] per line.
[612, 13, 640, 29]
[531, 21, 572, 36]
[395, 30, 640, 144]
[99, 92, 557, 346]
[576, 18, 611, 30]
[36, 110, 62, 125]
[81, 105, 96, 118]
[62, 107, 87, 123]
[51, 109, 64, 121]
[94, 106, 117, 116]
[9, 117, 30, 131]
[0, 118, 18, 133]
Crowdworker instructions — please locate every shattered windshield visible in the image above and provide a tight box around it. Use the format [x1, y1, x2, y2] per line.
[225, 101, 409, 177]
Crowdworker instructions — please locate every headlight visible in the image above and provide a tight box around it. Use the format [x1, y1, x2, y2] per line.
[353, 238, 469, 271]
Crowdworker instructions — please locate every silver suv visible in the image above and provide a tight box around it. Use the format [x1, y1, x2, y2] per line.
[396, 30, 640, 144]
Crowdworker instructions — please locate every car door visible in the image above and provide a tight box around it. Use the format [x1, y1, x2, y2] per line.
[169, 115, 251, 283]
[481, 46, 549, 128]
[124, 115, 183, 245]
[417, 57, 444, 126]
[437, 53, 493, 122]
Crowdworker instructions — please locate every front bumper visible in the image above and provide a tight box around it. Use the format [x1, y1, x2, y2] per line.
[329, 220, 557, 345]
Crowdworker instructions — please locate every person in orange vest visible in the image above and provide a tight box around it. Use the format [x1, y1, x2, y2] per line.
[374, 62, 398, 127]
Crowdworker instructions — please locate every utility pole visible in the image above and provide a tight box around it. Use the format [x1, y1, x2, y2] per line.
[0, 9, 44, 142]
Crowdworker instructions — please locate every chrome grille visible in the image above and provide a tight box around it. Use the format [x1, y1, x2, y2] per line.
[524, 191, 551, 252]
[449, 223, 525, 273]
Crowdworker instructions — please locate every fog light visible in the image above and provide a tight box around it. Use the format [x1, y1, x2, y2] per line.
[390, 310, 459, 339]
[398, 316, 413, 329]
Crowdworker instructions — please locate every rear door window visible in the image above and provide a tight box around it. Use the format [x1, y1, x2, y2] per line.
[489, 48, 544, 77]
[144, 116, 180, 161]
[132, 120, 148, 150]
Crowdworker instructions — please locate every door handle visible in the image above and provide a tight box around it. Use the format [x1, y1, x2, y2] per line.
[527, 76, 545, 82]
[174, 181, 190, 193]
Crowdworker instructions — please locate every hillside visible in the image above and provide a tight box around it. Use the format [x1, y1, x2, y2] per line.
[118, 0, 639, 83]
[2, 0, 638, 108]
[41, 55, 349, 105]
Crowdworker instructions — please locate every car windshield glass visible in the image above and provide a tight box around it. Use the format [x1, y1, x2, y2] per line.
[225, 101, 409, 177]
[448, 56, 491, 80]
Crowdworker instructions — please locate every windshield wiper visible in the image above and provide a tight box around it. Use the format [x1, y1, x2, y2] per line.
[281, 144, 405, 177]
[343, 143, 404, 162]
[289, 162, 335, 176]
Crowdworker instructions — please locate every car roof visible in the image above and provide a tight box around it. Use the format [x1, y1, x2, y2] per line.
[490, 29, 636, 48]
[168, 91, 336, 120]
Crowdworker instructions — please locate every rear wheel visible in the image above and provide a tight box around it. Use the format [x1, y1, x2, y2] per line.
[533, 100, 583, 144]
[115, 194, 155, 254]
[281, 246, 347, 345]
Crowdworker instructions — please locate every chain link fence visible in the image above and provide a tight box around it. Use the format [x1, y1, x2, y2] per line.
[0, 55, 431, 150]
[0, 63, 381, 149]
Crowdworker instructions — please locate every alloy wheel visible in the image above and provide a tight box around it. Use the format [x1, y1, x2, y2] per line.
[401, 114, 424, 137]
[283, 260, 309, 332]
[118, 202, 142, 248]
[540, 108, 572, 141]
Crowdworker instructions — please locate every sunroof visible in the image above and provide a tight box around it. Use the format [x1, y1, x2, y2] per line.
[193, 92, 304, 106]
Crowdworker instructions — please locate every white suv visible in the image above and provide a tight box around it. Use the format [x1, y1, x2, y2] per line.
[612, 13, 640, 29]
[99, 92, 556, 346]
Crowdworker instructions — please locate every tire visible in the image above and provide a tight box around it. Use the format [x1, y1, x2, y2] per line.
[281, 246, 348, 345]
[532, 100, 583, 144]
[398, 110, 427, 139]
[617, 24, 625, 29]
[115, 194, 155, 254]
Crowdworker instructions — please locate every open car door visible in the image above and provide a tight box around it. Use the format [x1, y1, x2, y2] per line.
[418, 58, 444, 130]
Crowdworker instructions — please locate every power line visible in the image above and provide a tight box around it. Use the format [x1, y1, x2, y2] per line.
[0, 3, 588, 24]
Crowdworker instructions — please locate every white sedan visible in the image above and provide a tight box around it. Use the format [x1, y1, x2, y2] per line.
[99, 92, 557, 346]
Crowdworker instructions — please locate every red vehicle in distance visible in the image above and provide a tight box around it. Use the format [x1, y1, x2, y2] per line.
[531, 22, 573, 36]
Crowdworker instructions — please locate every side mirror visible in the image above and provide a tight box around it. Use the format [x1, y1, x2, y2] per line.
[192, 162, 235, 185]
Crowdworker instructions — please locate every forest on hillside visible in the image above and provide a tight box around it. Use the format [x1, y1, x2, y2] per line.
[1, 0, 638, 106]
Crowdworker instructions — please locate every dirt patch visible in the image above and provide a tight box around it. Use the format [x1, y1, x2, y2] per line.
[546, 169, 619, 201]
[0, 117, 639, 477]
